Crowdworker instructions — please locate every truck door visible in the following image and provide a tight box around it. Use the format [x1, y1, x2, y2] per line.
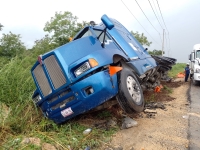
[191, 52, 195, 74]
[109, 19, 149, 60]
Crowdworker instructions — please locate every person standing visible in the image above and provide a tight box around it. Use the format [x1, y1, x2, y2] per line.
[185, 63, 190, 82]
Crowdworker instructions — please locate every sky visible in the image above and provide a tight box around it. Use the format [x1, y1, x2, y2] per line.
[0, 0, 200, 63]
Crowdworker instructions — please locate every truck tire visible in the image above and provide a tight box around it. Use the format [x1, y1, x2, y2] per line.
[192, 78, 200, 86]
[116, 67, 144, 113]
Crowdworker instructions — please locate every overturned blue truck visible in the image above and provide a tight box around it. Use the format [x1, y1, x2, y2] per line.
[31, 14, 176, 124]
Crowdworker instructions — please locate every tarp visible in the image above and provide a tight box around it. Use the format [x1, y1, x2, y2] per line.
[154, 84, 163, 93]
[177, 72, 185, 78]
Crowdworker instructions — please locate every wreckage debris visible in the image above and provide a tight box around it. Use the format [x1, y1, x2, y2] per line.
[94, 119, 117, 130]
[145, 102, 166, 110]
[144, 109, 157, 113]
[83, 128, 92, 135]
[121, 117, 138, 129]
[144, 102, 166, 118]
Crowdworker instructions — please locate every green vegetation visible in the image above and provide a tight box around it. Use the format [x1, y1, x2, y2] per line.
[0, 23, 3, 31]
[97, 110, 112, 119]
[0, 32, 26, 58]
[0, 50, 118, 149]
[0, 11, 117, 149]
[163, 85, 173, 94]
[145, 93, 156, 103]
[148, 49, 164, 55]
[44, 11, 89, 47]
[131, 31, 152, 46]
[168, 63, 186, 78]
[0, 10, 183, 149]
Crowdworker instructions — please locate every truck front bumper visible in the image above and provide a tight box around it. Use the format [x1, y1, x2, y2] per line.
[39, 70, 118, 124]
[193, 73, 200, 81]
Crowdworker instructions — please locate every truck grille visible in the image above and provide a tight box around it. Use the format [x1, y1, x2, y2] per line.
[48, 89, 71, 103]
[51, 96, 75, 110]
[44, 55, 66, 89]
[33, 65, 51, 97]
[33, 55, 66, 97]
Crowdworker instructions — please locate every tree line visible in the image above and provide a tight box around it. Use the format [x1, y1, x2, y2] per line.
[0, 11, 163, 59]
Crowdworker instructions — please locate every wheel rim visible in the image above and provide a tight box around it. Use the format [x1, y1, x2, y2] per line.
[126, 75, 141, 104]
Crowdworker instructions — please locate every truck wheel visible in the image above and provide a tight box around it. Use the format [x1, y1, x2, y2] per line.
[116, 68, 144, 113]
[192, 78, 200, 86]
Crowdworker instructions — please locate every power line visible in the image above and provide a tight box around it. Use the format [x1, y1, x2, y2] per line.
[151, 0, 169, 52]
[151, 0, 162, 26]
[135, 0, 160, 35]
[120, 0, 161, 46]
[164, 29, 168, 50]
[148, 0, 163, 30]
[134, 0, 162, 44]
[156, 0, 169, 33]
[151, 0, 167, 49]
[155, 0, 171, 53]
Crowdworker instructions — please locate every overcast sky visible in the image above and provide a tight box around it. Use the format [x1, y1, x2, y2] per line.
[0, 0, 200, 63]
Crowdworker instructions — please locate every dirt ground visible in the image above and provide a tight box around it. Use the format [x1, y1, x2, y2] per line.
[105, 78, 190, 150]
[17, 78, 190, 150]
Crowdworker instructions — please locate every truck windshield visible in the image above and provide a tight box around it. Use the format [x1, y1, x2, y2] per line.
[74, 27, 110, 43]
[93, 29, 111, 43]
[73, 27, 93, 40]
[196, 50, 200, 58]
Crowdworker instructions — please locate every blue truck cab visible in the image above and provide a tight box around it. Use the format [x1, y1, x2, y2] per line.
[31, 15, 165, 124]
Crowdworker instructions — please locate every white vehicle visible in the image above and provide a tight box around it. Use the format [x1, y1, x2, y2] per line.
[188, 44, 200, 85]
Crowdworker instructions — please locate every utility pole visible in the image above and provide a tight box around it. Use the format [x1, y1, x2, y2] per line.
[162, 29, 164, 56]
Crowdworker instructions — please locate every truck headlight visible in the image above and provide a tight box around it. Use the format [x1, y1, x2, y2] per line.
[33, 94, 41, 104]
[74, 59, 98, 77]
[75, 62, 91, 77]
[196, 68, 200, 73]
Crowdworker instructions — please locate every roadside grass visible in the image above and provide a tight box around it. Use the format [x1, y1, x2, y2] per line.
[0, 51, 119, 149]
[2, 118, 117, 149]
[0, 55, 185, 149]
[0, 56, 10, 69]
[168, 63, 186, 78]
[145, 93, 156, 103]
[163, 85, 173, 94]
[97, 110, 112, 119]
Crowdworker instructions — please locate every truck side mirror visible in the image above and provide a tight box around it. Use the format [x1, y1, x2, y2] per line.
[101, 14, 114, 30]
[188, 54, 191, 60]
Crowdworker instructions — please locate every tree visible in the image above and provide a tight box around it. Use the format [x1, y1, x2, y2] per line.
[44, 11, 89, 47]
[148, 49, 164, 56]
[0, 32, 26, 57]
[130, 31, 152, 46]
[32, 35, 56, 54]
[73, 21, 89, 37]
[0, 23, 3, 31]
[44, 11, 77, 46]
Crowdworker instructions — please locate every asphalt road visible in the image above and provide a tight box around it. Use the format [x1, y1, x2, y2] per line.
[189, 82, 200, 150]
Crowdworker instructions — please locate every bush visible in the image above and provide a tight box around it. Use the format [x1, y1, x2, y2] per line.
[168, 63, 186, 78]
[0, 50, 118, 149]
